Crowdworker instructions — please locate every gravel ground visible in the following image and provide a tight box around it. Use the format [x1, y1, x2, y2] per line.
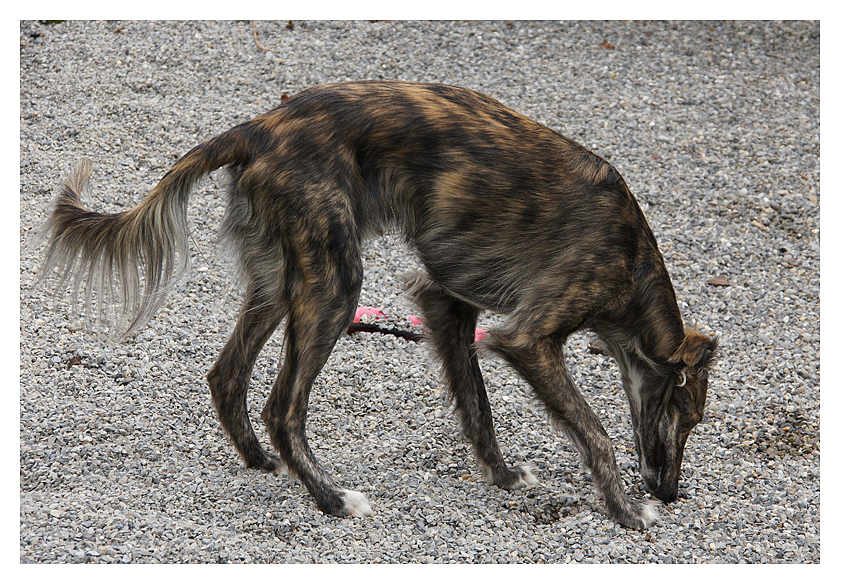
[19, 20, 819, 563]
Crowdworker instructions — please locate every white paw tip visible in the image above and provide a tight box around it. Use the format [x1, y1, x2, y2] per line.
[640, 501, 659, 528]
[342, 490, 373, 517]
[481, 463, 540, 488]
[519, 464, 540, 486]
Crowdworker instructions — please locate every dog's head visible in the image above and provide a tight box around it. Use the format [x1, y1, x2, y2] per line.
[624, 328, 718, 502]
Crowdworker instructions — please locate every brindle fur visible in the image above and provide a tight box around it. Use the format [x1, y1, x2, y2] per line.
[38, 80, 717, 529]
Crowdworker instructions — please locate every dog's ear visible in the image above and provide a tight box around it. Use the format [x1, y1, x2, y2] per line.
[669, 328, 718, 368]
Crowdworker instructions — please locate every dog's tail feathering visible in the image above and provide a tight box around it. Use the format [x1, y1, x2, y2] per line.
[37, 126, 252, 337]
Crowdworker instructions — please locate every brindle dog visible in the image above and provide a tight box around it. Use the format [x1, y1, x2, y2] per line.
[39, 81, 717, 529]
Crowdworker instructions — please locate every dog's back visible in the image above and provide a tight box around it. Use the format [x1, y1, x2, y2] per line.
[238, 81, 655, 321]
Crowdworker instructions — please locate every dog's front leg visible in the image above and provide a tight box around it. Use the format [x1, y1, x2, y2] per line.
[408, 274, 537, 489]
[485, 331, 657, 530]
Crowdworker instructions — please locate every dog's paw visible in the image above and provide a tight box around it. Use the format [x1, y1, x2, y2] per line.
[341, 490, 374, 517]
[513, 464, 539, 488]
[612, 498, 659, 530]
[638, 501, 659, 528]
[484, 463, 540, 489]
[245, 451, 286, 475]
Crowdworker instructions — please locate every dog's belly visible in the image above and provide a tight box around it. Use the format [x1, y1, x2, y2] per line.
[417, 252, 523, 314]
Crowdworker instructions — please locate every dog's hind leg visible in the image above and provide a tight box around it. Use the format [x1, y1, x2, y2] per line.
[485, 328, 657, 530]
[261, 253, 372, 517]
[207, 287, 286, 472]
[408, 274, 537, 489]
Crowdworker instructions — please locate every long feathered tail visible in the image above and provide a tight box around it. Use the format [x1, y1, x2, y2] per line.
[37, 124, 255, 337]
